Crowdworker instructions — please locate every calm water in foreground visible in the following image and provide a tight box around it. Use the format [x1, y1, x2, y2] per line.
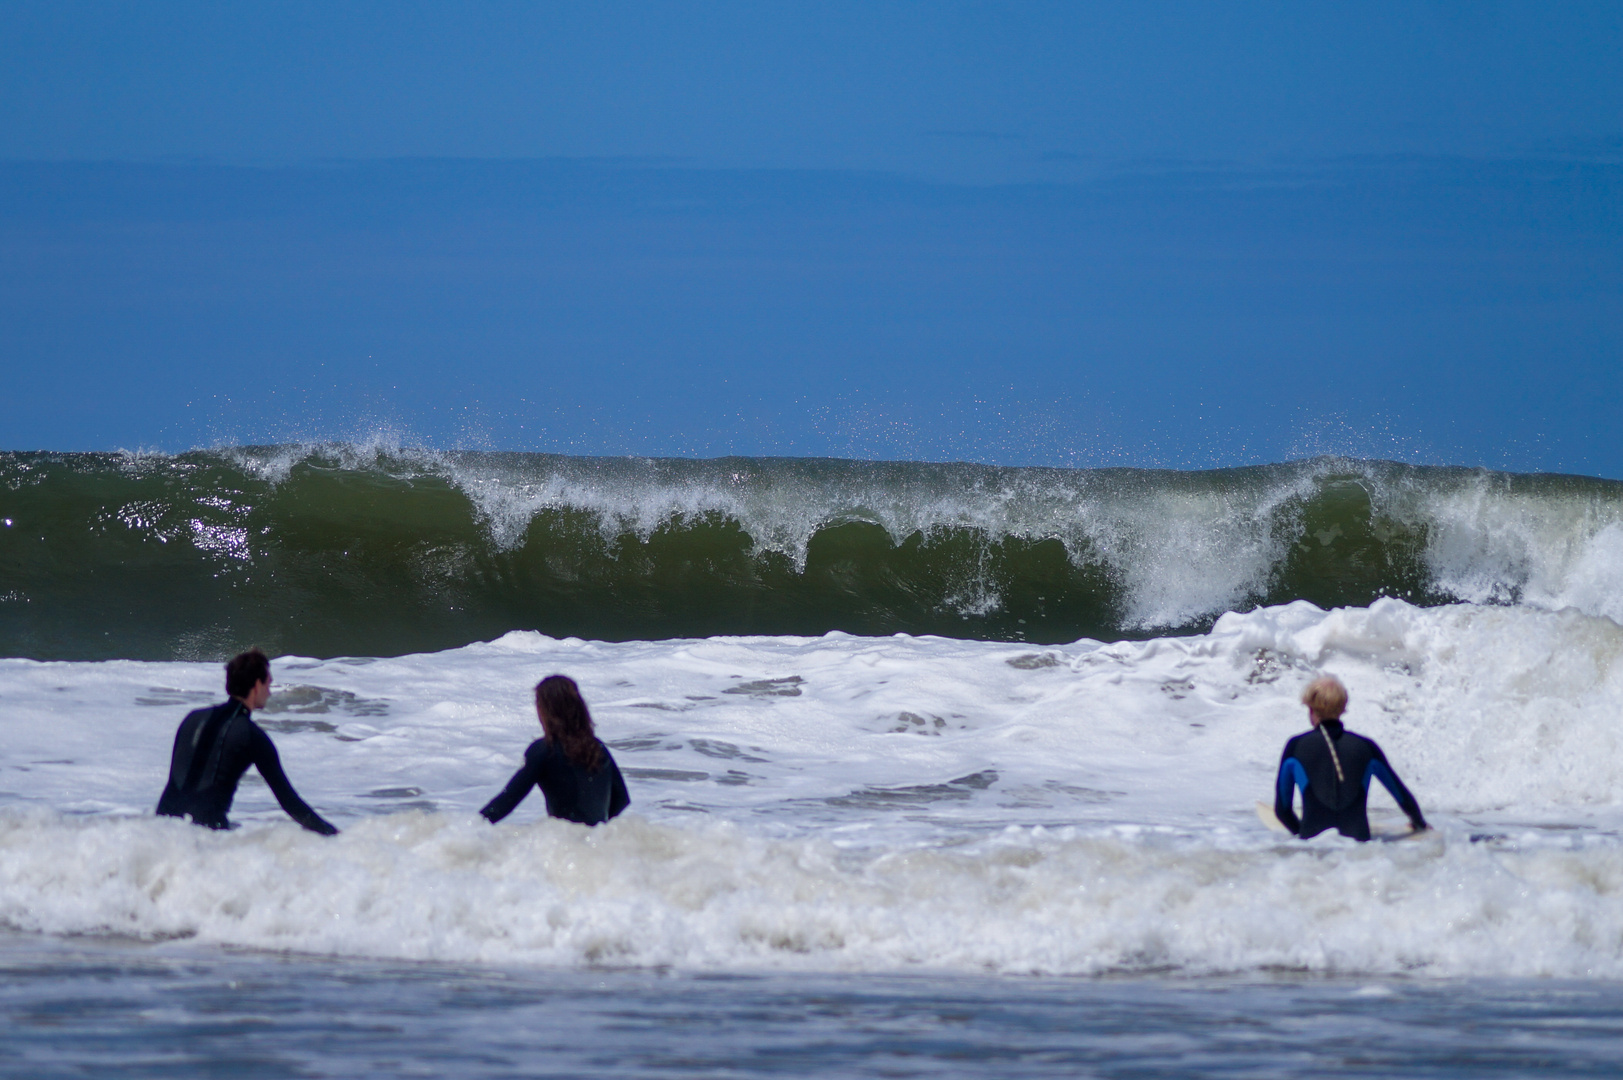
[3, 933, 1620, 1079]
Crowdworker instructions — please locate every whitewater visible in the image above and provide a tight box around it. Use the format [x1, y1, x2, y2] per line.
[4, 596, 1622, 979]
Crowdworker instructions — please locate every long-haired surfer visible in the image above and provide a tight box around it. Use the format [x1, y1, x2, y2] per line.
[156, 649, 339, 835]
[1273, 675, 1427, 841]
[480, 674, 630, 826]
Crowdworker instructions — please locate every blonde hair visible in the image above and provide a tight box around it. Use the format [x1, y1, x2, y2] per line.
[1301, 675, 1348, 719]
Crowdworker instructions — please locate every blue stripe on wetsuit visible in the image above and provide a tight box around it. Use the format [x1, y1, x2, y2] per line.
[1278, 757, 1308, 805]
[1365, 758, 1401, 799]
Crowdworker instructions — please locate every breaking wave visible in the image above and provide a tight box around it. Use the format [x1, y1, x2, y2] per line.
[3, 445, 1622, 658]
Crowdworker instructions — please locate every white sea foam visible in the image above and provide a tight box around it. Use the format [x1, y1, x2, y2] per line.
[2, 599, 1622, 975]
[1, 808, 1620, 977]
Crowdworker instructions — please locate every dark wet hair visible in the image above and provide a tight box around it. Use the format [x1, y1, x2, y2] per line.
[536, 674, 604, 771]
[225, 649, 271, 699]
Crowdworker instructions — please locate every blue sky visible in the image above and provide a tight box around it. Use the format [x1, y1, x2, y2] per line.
[2, 2, 1620, 473]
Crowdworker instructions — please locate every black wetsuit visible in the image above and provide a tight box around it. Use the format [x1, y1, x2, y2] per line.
[1274, 718, 1426, 841]
[156, 699, 338, 835]
[481, 738, 630, 825]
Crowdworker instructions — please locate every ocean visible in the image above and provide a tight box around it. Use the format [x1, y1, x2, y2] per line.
[3, 445, 1623, 1076]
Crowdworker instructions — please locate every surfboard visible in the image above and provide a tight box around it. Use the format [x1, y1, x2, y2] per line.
[1372, 823, 1430, 842]
[1255, 800, 1291, 833]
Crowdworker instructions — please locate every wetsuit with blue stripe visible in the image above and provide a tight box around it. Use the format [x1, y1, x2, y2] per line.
[1274, 718, 1426, 840]
[156, 699, 338, 835]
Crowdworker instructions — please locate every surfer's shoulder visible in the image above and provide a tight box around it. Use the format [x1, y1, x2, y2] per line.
[1337, 726, 1381, 752]
[182, 700, 228, 724]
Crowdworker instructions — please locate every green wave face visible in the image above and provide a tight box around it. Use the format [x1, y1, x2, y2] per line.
[3, 447, 1621, 660]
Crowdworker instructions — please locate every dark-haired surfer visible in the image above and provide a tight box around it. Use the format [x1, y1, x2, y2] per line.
[1274, 675, 1427, 841]
[481, 674, 630, 825]
[156, 649, 339, 835]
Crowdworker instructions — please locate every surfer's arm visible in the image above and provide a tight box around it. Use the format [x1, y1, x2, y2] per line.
[1364, 753, 1427, 831]
[251, 728, 339, 835]
[1274, 753, 1307, 836]
[480, 754, 541, 823]
[155, 718, 192, 815]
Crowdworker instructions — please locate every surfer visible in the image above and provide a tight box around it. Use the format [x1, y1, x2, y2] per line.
[481, 674, 630, 826]
[155, 649, 339, 835]
[1274, 675, 1427, 841]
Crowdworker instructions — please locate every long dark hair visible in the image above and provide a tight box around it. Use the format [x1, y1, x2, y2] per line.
[536, 674, 603, 771]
